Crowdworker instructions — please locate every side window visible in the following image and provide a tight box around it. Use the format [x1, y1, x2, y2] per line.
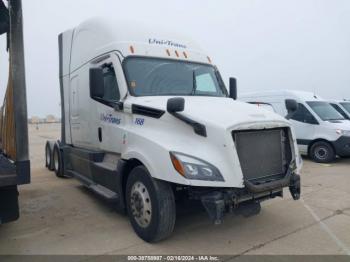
[196, 73, 216, 92]
[290, 103, 318, 124]
[102, 66, 120, 102]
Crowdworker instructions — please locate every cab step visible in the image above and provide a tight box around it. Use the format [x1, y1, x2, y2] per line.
[89, 184, 119, 202]
[67, 170, 119, 202]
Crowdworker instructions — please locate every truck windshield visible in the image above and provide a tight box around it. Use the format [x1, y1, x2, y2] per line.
[123, 57, 227, 97]
[340, 102, 350, 114]
[307, 101, 345, 121]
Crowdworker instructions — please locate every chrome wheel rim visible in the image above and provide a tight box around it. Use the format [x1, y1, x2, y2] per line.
[130, 181, 152, 228]
[53, 150, 59, 171]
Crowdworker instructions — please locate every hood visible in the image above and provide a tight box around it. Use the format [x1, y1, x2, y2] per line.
[324, 119, 350, 130]
[127, 96, 290, 129]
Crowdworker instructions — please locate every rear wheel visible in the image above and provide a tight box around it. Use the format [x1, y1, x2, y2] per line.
[126, 166, 176, 242]
[45, 142, 53, 170]
[53, 144, 65, 178]
[310, 141, 335, 163]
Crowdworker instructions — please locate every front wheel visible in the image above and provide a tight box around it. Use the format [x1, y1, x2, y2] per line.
[309, 141, 335, 163]
[126, 166, 176, 243]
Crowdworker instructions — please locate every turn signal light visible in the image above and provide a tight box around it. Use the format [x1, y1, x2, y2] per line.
[170, 153, 185, 177]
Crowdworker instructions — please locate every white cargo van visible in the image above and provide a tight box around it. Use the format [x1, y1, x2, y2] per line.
[45, 18, 302, 242]
[329, 100, 350, 120]
[339, 100, 350, 115]
[240, 90, 350, 163]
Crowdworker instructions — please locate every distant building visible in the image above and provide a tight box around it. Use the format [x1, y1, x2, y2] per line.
[45, 115, 58, 123]
[29, 116, 40, 124]
[28, 115, 60, 124]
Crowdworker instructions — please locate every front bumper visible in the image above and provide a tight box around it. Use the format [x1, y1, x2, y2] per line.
[196, 172, 301, 224]
[332, 136, 350, 157]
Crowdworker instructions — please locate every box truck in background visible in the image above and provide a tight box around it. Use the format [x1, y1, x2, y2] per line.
[240, 90, 350, 163]
[45, 18, 302, 242]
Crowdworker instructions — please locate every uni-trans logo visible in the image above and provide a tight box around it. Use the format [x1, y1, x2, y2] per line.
[100, 113, 121, 125]
[149, 38, 187, 49]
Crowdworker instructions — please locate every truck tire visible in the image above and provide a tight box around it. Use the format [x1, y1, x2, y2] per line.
[45, 142, 53, 171]
[310, 141, 335, 163]
[53, 144, 65, 178]
[126, 166, 176, 243]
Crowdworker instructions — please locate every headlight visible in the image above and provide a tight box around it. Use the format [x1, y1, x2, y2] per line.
[336, 129, 350, 137]
[170, 152, 224, 182]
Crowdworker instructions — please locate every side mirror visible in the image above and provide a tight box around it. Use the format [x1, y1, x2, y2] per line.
[167, 97, 185, 113]
[90, 68, 104, 98]
[285, 99, 298, 120]
[229, 77, 237, 100]
[285, 99, 298, 113]
[113, 101, 124, 112]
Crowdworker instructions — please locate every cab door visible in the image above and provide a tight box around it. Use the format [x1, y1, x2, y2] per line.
[90, 56, 125, 154]
[287, 102, 319, 154]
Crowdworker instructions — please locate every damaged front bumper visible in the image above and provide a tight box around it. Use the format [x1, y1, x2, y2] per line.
[195, 172, 301, 224]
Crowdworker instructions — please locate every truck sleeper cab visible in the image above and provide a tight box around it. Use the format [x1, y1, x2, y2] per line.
[240, 90, 350, 163]
[45, 18, 302, 242]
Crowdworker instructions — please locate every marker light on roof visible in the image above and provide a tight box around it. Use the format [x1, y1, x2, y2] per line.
[129, 45, 135, 54]
[175, 50, 179, 57]
[166, 49, 171, 56]
[207, 56, 212, 63]
[183, 51, 188, 58]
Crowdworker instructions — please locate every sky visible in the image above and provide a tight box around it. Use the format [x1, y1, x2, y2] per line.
[0, 0, 350, 118]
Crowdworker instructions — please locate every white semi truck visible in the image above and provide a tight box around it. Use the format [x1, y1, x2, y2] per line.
[45, 18, 302, 242]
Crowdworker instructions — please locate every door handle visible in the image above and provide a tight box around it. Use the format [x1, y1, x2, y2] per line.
[98, 127, 102, 142]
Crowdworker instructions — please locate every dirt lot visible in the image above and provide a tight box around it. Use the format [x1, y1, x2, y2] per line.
[0, 123, 349, 256]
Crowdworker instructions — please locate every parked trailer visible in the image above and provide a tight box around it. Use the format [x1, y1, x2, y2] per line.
[46, 18, 302, 242]
[0, 0, 30, 224]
